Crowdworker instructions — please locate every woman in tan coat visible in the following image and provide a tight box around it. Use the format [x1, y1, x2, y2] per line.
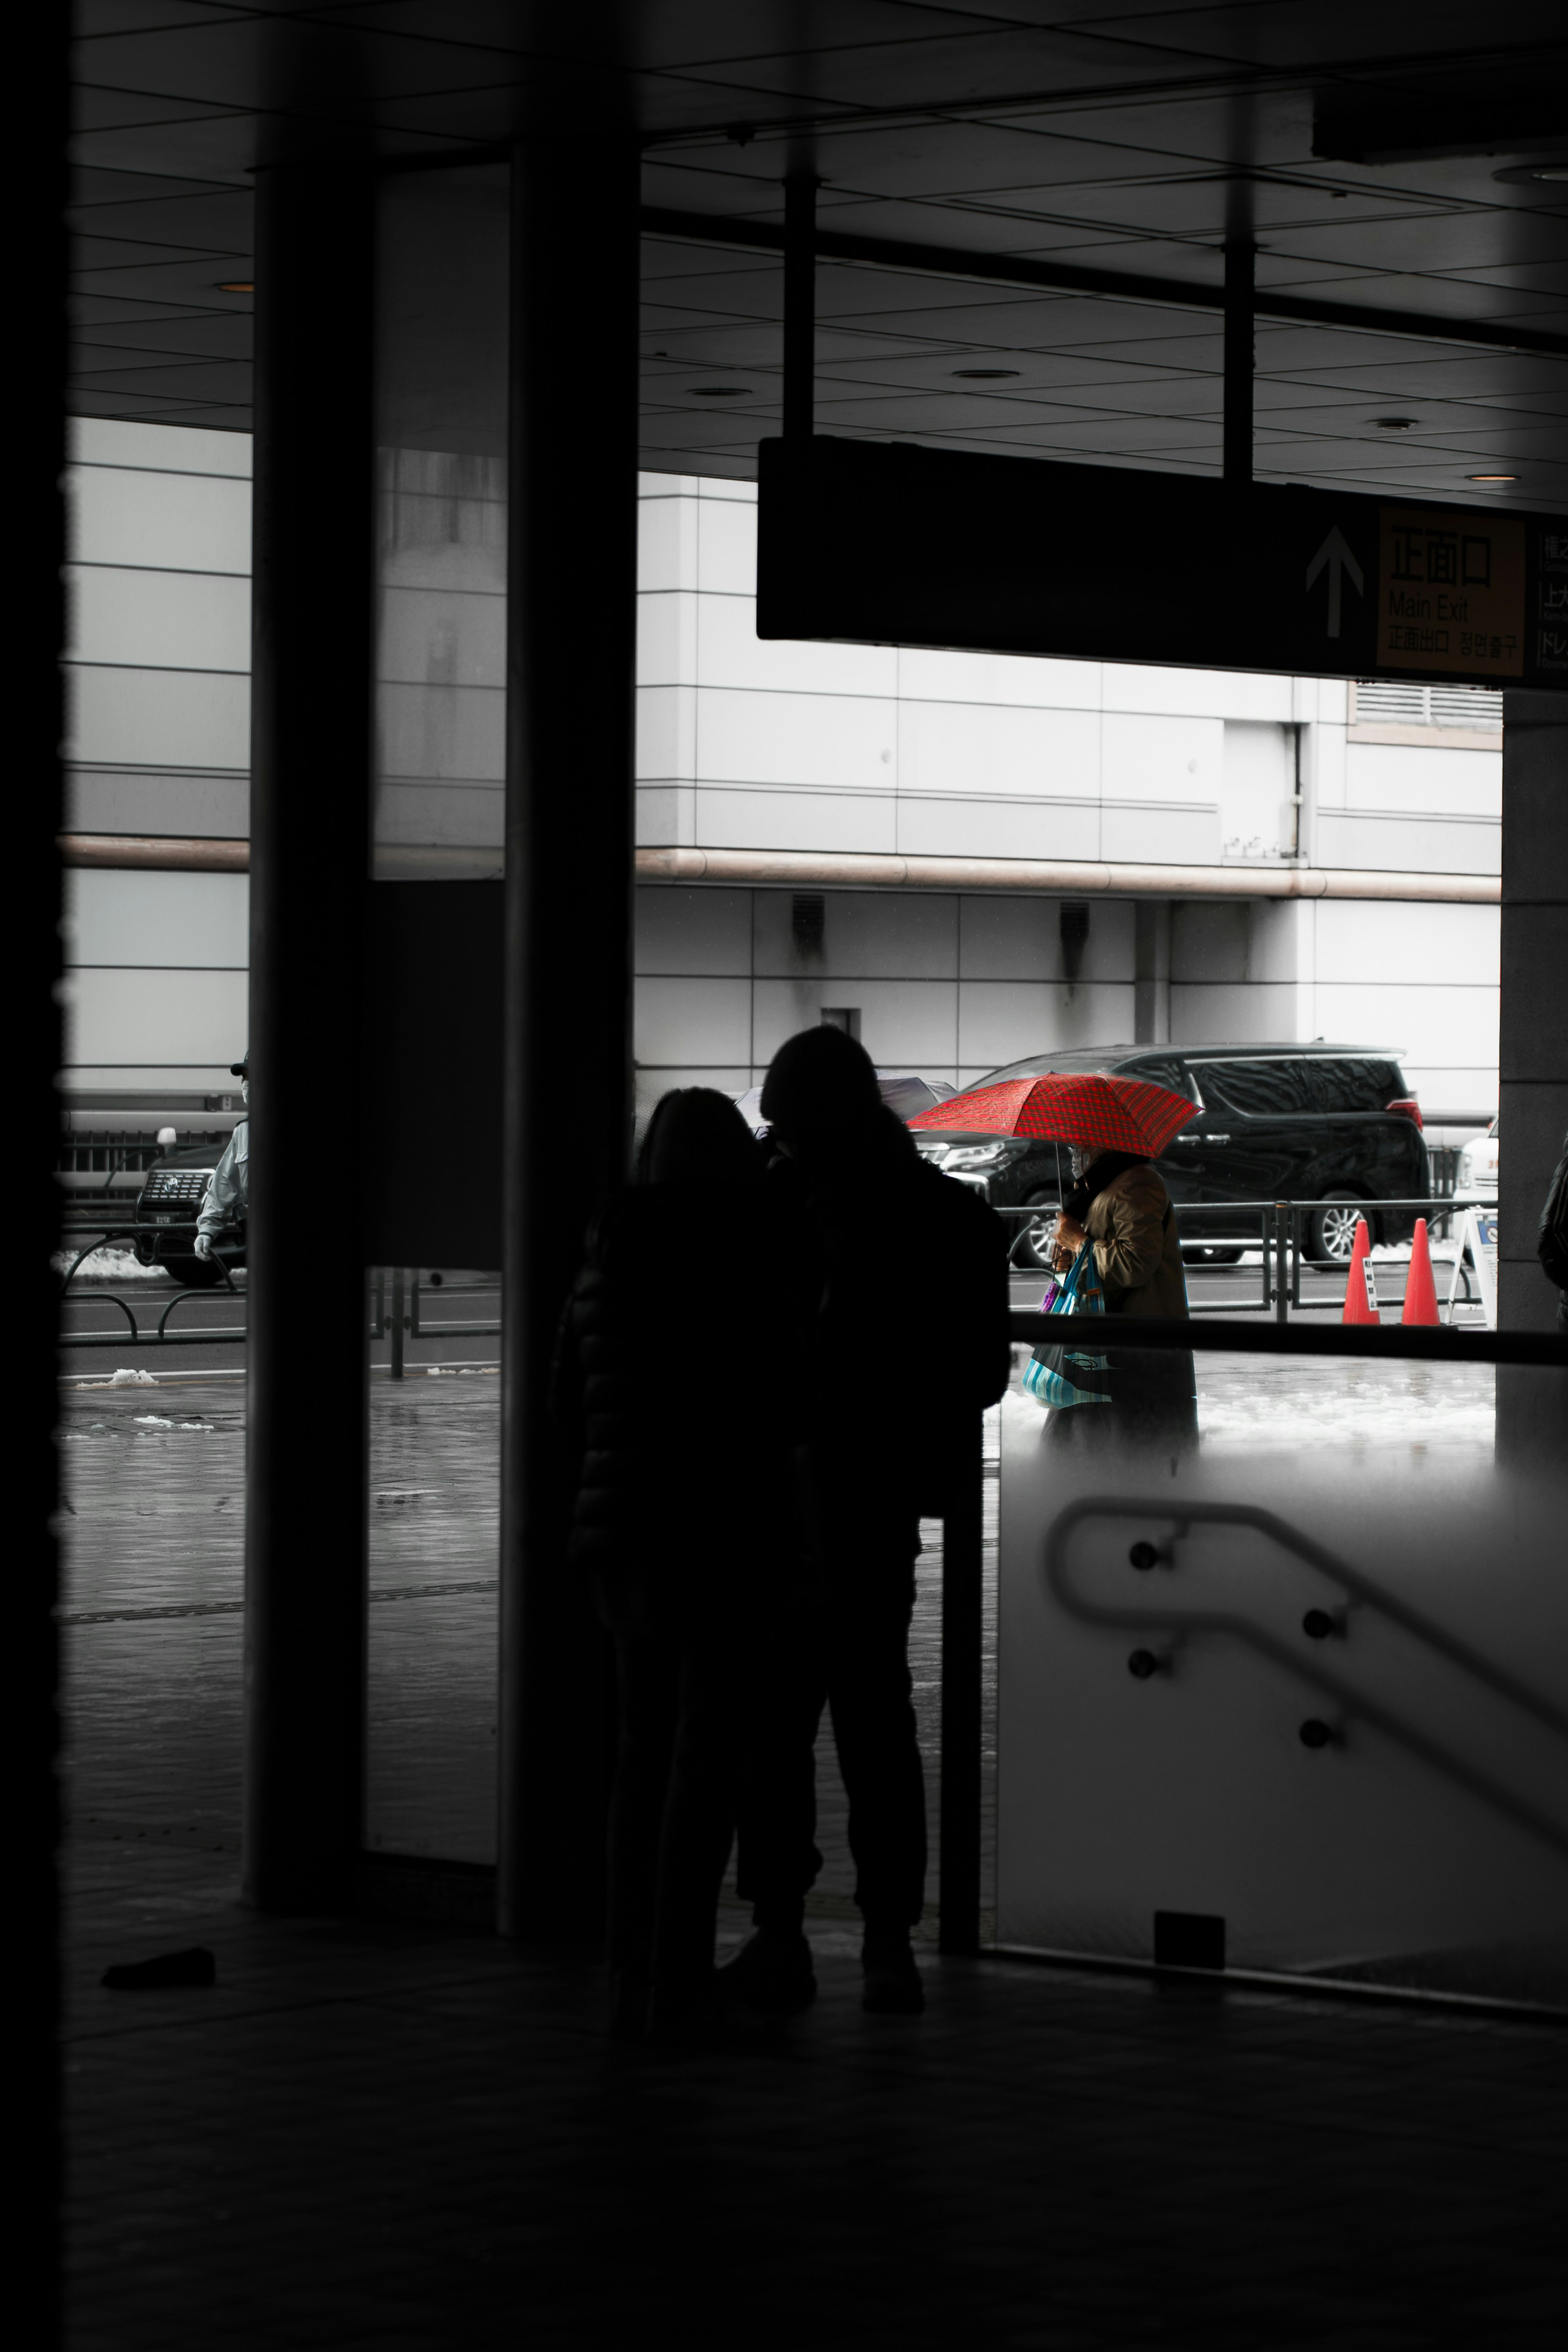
[1049, 1146, 1195, 1447]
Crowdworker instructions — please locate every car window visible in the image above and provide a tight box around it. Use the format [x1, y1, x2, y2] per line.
[1305, 1058, 1404, 1113]
[1191, 1059, 1313, 1115]
[1120, 1055, 1194, 1100]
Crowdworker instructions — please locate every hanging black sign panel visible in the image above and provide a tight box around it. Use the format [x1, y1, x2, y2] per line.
[755, 436, 1568, 689]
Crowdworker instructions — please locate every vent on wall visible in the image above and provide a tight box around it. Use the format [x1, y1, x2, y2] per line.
[1060, 900, 1089, 985]
[791, 892, 825, 955]
[1353, 680, 1502, 731]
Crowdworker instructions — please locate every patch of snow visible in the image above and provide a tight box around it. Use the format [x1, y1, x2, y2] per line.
[56, 1246, 167, 1282]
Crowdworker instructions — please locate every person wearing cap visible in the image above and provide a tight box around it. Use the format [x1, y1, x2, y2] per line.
[195, 1056, 249, 1265]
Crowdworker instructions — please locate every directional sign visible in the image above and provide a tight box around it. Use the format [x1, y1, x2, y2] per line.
[757, 437, 1568, 690]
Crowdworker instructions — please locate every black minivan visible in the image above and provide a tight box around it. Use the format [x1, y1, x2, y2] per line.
[911, 1042, 1428, 1267]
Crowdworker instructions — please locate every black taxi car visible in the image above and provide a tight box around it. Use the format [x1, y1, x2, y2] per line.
[912, 1042, 1428, 1268]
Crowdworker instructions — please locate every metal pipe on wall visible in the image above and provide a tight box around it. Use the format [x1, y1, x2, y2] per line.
[243, 159, 372, 1913]
[499, 140, 641, 1942]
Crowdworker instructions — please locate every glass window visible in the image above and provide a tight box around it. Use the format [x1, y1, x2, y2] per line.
[1122, 1056, 1194, 1100]
[1191, 1059, 1313, 1116]
[1307, 1059, 1405, 1114]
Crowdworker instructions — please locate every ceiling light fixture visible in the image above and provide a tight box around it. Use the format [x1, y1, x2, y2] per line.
[1373, 416, 1419, 430]
[690, 385, 752, 397]
[1493, 162, 1568, 185]
[953, 368, 1020, 379]
[1468, 471, 1519, 483]
[214, 280, 253, 293]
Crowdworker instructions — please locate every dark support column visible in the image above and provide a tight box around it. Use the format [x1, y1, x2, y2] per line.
[499, 141, 640, 1942]
[1499, 693, 1568, 1332]
[244, 163, 373, 1912]
[1223, 241, 1254, 490]
[939, 1416, 985, 1955]
[784, 174, 817, 444]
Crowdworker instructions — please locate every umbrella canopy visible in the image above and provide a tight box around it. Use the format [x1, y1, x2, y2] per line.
[908, 1071, 1193, 1159]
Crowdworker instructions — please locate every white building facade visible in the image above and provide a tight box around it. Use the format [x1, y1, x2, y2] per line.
[62, 421, 1501, 1136]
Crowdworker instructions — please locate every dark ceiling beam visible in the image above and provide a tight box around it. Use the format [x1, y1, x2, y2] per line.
[641, 204, 1568, 361]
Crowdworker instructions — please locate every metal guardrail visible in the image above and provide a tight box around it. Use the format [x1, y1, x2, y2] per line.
[998, 1196, 1484, 1321]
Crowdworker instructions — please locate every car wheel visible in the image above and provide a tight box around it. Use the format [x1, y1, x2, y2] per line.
[1013, 1196, 1060, 1270]
[160, 1254, 224, 1288]
[1306, 1195, 1370, 1266]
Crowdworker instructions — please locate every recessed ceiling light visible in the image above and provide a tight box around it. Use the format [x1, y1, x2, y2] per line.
[1468, 471, 1518, 483]
[953, 368, 1020, 379]
[690, 385, 752, 397]
[1494, 162, 1568, 185]
[214, 280, 253, 293]
[1373, 416, 1419, 430]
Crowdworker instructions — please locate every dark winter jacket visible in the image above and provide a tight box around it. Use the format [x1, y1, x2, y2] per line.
[551, 1182, 802, 1605]
[777, 1109, 1012, 1517]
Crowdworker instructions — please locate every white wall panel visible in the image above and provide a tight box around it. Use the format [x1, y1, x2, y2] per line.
[697, 591, 897, 697]
[1102, 666, 1293, 721]
[695, 686, 896, 788]
[696, 497, 757, 595]
[62, 967, 250, 1070]
[898, 697, 1099, 799]
[1100, 801, 1220, 865]
[895, 794, 1101, 862]
[67, 665, 250, 770]
[636, 590, 699, 688]
[68, 464, 252, 574]
[1311, 981, 1500, 1070]
[958, 981, 1136, 1070]
[636, 683, 697, 782]
[67, 564, 251, 673]
[635, 885, 753, 976]
[1101, 711, 1221, 804]
[751, 887, 957, 978]
[695, 784, 897, 852]
[636, 488, 699, 592]
[635, 976, 753, 1067]
[65, 870, 249, 969]
[897, 648, 1102, 710]
[1344, 742, 1502, 817]
[73, 418, 251, 476]
[1315, 811, 1499, 875]
[751, 977, 957, 1066]
[1310, 900, 1499, 988]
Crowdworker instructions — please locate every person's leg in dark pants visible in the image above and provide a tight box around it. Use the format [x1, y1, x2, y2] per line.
[723, 1590, 824, 2013]
[822, 1520, 928, 2011]
[649, 1624, 748, 2013]
[605, 1632, 679, 2035]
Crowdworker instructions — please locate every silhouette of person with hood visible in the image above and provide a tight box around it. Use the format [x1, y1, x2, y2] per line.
[725, 1027, 1009, 2017]
[552, 1086, 801, 2040]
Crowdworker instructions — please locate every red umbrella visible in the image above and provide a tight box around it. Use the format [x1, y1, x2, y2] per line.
[908, 1071, 1193, 1159]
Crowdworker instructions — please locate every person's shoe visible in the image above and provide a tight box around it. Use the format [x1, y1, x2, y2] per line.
[861, 1938, 924, 2016]
[717, 1929, 818, 2016]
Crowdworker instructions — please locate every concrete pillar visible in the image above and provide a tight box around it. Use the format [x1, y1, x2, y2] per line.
[498, 141, 640, 1940]
[1498, 693, 1568, 1331]
[243, 162, 373, 1909]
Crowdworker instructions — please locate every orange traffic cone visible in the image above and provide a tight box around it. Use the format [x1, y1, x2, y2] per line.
[1401, 1216, 1440, 1326]
[1340, 1216, 1379, 1325]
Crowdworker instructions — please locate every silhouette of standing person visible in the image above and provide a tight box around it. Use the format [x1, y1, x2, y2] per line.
[552, 1087, 800, 2040]
[726, 1028, 1009, 2016]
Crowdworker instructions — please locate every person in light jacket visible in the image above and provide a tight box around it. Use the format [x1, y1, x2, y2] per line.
[1050, 1144, 1194, 1447]
[195, 1057, 248, 1265]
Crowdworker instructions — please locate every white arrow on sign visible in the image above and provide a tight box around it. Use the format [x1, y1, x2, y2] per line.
[1304, 525, 1365, 639]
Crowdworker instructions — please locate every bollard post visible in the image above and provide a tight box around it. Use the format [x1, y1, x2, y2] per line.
[390, 1266, 405, 1381]
[1274, 1202, 1290, 1324]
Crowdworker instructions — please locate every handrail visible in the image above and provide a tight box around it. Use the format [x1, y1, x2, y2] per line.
[1006, 1311, 1568, 1364]
[1041, 1497, 1568, 1864]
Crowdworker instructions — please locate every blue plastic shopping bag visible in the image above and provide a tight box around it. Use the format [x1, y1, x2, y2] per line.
[1021, 1243, 1114, 1409]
